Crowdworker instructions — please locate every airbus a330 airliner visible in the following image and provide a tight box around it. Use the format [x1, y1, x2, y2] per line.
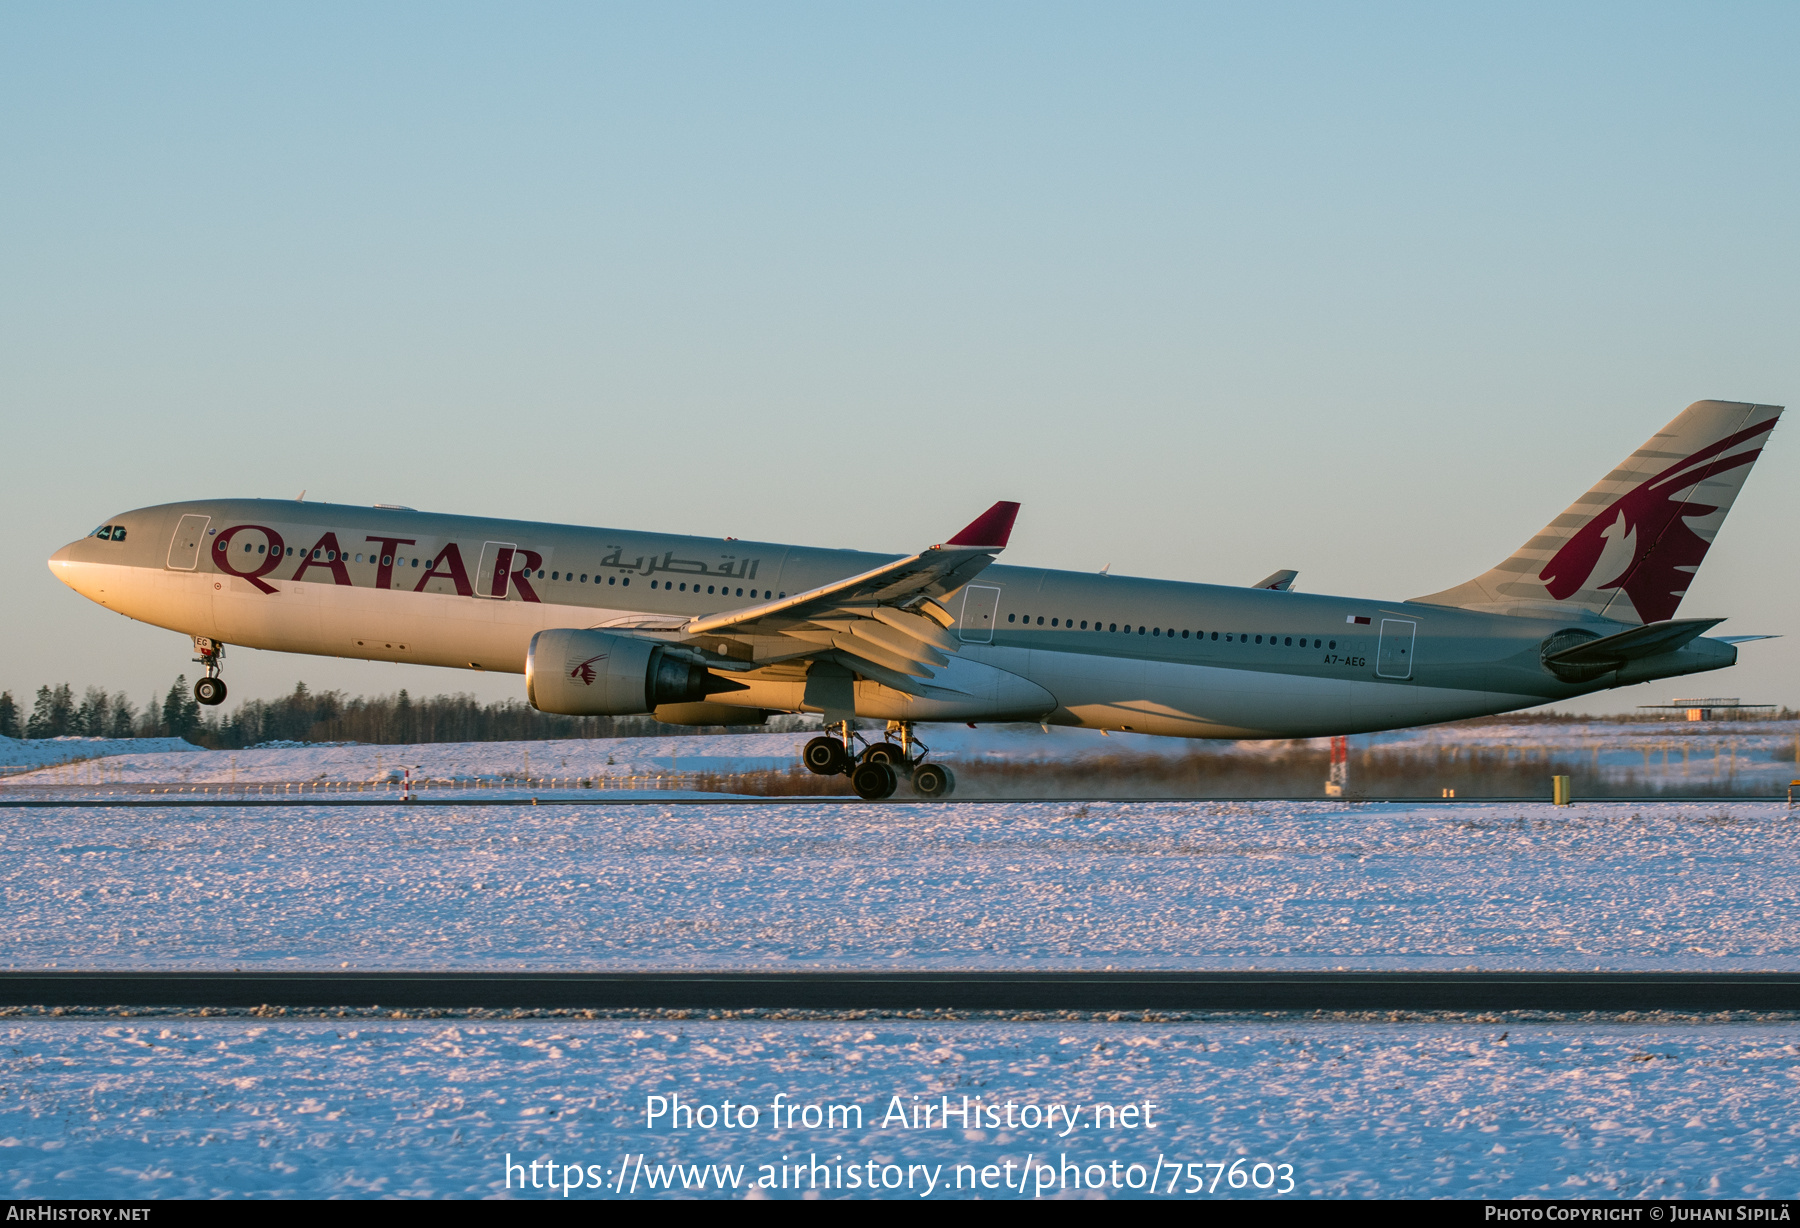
[49, 399, 1781, 798]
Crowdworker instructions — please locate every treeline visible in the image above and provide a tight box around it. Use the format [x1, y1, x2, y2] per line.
[196, 682, 684, 747]
[0, 684, 145, 740]
[0, 678, 775, 747]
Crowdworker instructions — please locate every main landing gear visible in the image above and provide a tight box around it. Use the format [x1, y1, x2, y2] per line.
[192, 637, 227, 706]
[801, 721, 957, 801]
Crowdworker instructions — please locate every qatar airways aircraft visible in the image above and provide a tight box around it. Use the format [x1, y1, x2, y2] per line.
[49, 399, 1781, 798]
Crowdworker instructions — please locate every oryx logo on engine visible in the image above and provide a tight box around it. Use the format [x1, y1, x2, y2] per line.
[570, 654, 608, 686]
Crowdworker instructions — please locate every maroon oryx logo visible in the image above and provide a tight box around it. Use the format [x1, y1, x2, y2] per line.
[1539, 419, 1773, 623]
[570, 653, 608, 685]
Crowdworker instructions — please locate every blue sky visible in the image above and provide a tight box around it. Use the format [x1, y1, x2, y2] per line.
[4, 3, 1796, 716]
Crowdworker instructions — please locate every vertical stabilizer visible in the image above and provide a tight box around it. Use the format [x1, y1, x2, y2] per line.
[1414, 400, 1782, 624]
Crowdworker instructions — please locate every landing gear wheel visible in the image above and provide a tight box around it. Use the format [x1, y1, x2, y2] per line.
[851, 761, 898, 800]
[911, 762, 954, 798]
[860, 742, 908, 768]
[802, 736, 849, 776]
[194, 677, 227, 706]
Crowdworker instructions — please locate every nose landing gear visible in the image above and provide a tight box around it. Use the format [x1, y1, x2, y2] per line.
[191, 637, 228, 706]
[799, 720, 956, 800]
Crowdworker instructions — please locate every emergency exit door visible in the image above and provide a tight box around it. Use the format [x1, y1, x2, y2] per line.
[166, 515, 210, 570]
[959, 585, 1001, 644]
[1376, 618, 1417, 679]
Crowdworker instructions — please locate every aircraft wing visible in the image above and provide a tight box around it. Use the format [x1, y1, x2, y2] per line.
[672, 501, 1019, 694]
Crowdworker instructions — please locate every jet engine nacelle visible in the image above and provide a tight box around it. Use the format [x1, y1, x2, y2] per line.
[527, 628, 735, 716]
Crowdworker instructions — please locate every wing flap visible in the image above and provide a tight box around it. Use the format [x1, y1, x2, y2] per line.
[869, 605, 960, 652]
[843, 619, 950, 667]
[823, 649, 930, 696]
[829, 634, 937, 679]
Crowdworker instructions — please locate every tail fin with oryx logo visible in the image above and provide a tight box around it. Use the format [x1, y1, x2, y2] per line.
[1415, 399, 1782, 625]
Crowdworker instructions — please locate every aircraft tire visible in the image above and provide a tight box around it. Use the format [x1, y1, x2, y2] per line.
[911, 762, 954, 798]
[194, 677, 227, 707]
[860, 742, 907, 769]
[802, 736, 848, 776]
[850, 761, 898, 800]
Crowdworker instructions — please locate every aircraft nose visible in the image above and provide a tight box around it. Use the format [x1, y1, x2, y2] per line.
[47, 540, 87, 589]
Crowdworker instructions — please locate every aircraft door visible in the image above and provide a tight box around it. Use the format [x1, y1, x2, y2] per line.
[1376, 618, 1417, 679]
[166, 514, 210, 570]
[958, 584, 1001, 644]
[475, 541, 518, 598]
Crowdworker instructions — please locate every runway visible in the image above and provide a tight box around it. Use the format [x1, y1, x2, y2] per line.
[4, 971, 1797, 1012]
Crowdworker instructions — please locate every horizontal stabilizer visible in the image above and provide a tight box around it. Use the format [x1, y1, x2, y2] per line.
[1544, 617, 1725, 668]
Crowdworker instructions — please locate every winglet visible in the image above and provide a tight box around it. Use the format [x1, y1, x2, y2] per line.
[944, 501, 1020, 549]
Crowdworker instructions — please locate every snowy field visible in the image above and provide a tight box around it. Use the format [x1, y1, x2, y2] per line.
[5, 798, 1797, 971]
[7, 736, 1800, 1200]
[2, 1016, 1797, 1199]
[4, 719, 1797, 793]
[0, 726, 1198, 788]
[0, 734, 198, 775]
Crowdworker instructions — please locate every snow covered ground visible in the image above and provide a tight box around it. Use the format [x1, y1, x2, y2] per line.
[4, 719, 1797, 793]
[7, 746, 1800, 1199]
[1366, 721, 1800, 794]
[0, 726, 1191, 788]
[6, 798, 1797, 971]
[0, 734, 198, 776]
[2, 1016, 1796, 1198]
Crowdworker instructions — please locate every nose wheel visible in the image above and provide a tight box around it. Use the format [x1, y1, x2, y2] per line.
[798, 721, 955, 800]
[191, 636, 228, 706]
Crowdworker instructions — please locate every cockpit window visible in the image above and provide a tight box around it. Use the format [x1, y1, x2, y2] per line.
[110, 526, 126, 541]
[92, 526, 112, 539]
